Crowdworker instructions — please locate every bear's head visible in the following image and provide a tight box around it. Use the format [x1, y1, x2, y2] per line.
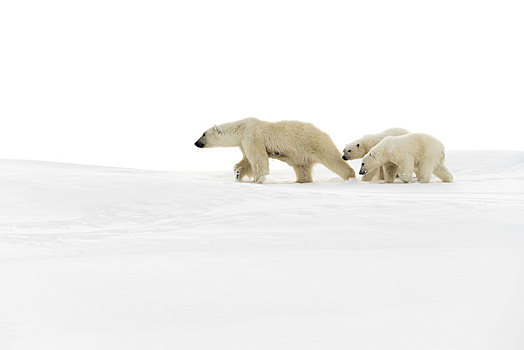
[194, 124, 238, 148]
[359, 151, 381, 176]
[342, 141, 365, 161]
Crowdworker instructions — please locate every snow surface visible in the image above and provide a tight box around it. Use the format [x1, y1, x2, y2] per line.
[1, 151, 524, 350]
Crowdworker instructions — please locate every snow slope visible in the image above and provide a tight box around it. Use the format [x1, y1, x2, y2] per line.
[1, 151, 524, 350]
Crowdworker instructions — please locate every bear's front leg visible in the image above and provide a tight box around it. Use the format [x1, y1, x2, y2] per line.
[379, 166, 385, 180]
[234, 157, 253, 182]
[383, 162, 397, 183]
[397, 158, 415, 183]
[242, 139, 270, 184]
[251, 159, 269, 183]
[362, 167, 379, 181]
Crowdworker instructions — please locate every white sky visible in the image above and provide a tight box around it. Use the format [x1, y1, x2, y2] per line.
[1, 0, 523, 171]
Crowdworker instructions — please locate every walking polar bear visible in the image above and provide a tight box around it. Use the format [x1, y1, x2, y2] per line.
[358, 133, 453, 183]
[194, 118, 355, 183]
[342, 128, 409, 181]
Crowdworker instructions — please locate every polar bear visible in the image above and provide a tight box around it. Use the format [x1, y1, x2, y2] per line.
[358, 133, 453, 183]
[342, 128, 409, 181]
[194, 118, 355, 183]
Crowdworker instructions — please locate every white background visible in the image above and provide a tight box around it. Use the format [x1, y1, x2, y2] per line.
[1, 0, 523, 171]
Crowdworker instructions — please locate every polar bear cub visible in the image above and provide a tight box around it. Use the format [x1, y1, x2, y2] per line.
[342, 128, 409, 181]
[194, 118, 355, 183]
[358, 133, 453, 183]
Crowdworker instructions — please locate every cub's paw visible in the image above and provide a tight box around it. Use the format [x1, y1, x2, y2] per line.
[399, 175, 414, 183]
[253, 176, 265, 184]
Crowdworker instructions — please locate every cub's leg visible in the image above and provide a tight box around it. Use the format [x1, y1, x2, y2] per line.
[433, 163, 454, 183]
[415, 161, 434, 183]
[293, 164, 314, 183]
[362, 168, 379, 181]
[379, 166, 385, 180]
[361, 172, 374, 181]
[383, 162, 397, 183]
[362, 167, 384, 181]
[398, 157, 415, 183]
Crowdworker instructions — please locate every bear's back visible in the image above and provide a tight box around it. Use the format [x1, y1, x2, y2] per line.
[381, 128, 409, 137]
[390, 133, 444, 157]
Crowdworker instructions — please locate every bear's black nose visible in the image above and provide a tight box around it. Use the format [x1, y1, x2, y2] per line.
[342, 155, 348, 160]
[195, 141, 204, 148]
[359, 170, 367, 175]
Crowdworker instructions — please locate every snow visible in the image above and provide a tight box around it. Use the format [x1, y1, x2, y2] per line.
[1, 151, 524, 350]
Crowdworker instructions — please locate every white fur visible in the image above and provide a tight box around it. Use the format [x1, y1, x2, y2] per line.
[195, 118, 355, 183]
[359, 133, 454, 183]
[342, 128, 409, 181]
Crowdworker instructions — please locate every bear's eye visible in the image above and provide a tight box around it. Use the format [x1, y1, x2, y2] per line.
[348, 150, 351, 152]
[362, 163, 365, 166]
[356, 143, 360, 148]
[202, 133, 206, 137]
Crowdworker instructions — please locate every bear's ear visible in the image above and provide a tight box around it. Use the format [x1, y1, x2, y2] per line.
[214, 125, 224, 135]
[356, 143, 360, 148]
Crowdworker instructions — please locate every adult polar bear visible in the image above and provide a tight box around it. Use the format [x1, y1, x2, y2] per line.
[194, 118, 355, 183]
[358, 133, 453, 183]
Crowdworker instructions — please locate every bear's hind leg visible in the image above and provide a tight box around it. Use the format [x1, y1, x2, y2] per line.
[293, 164, 314, 183]
[416, 160, 437, 183]
[433, 163, 454, 183]
[379, 166, 385, 180]
[416, 167, 432, 183]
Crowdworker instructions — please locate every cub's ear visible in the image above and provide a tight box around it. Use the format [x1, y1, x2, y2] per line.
[356, 143, 360, 148]
[214, 125, 224, 135]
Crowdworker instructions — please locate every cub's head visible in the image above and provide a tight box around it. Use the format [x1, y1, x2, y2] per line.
[359, 151, 381, 176]
[342, 141, 365, 161]
[194, 124, 238, 148]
